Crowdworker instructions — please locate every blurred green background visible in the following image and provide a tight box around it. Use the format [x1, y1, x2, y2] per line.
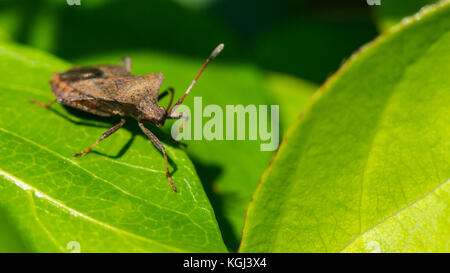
[0, 0, 379, 83]
[0, 0, 434, 251]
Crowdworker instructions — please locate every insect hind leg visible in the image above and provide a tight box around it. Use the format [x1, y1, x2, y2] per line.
[29, 98, 56, 108]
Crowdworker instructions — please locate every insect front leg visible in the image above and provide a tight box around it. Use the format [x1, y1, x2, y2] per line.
[29, 98, 57, 108]
[168, 112, 190, 130]
[138, 121, 177, 192]
[167, 112, 189, 147]
[73, 118, 126, 157]
[119, 57, 132, 73]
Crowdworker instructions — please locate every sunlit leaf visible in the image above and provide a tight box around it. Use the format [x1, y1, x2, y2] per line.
[76, 50, 276, 251]
[240, 1, 450, 253]
[373, 0, 437, 31]
[0, 42, 227, 253]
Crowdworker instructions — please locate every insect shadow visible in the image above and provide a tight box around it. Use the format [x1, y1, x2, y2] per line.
[37, 101, 235, 247]
[43, 106, 108, 127]
[190, 157, 240, 252]
[52, 105, 181, 176]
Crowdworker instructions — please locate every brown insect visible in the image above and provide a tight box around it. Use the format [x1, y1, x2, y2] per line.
[30, 44, 224, 192]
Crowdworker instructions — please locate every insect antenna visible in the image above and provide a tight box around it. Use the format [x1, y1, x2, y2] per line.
[168, 43, 224, 115]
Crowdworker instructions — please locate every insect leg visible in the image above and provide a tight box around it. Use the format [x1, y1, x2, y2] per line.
[167, 112, 189, 147]
[29, 98, 56, 108]
[73, 118, 126, 157]
[158, 87, 175, 112]
[119, 57, 132, 73]
[168, 112, 189, 131]
[168, 112, 188, 120]
[138, 121, 177, 192]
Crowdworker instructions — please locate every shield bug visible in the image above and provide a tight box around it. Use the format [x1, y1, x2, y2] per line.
[30, 44, 224, 192]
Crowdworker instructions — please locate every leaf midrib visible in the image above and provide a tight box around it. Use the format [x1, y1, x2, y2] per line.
[0, 126, 210, 252]
[340, 177, 450, 252]
[0, 125, 198, 217]
[0, 168, 187, 252]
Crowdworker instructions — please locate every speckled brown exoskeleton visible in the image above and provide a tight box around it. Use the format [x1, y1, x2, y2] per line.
[29, 44, 224, 192]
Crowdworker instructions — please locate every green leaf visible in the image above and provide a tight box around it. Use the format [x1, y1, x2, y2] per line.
[76, 50, 275, 251]
[265, 72, 317, 134]
[0, 208, 28, 252]
[240, 1, 450, 253]
[0, 42, 227, 253]
[0, 0, 59, 49]
[373, 0, 438, 32]
[342, 179, 450, 253]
